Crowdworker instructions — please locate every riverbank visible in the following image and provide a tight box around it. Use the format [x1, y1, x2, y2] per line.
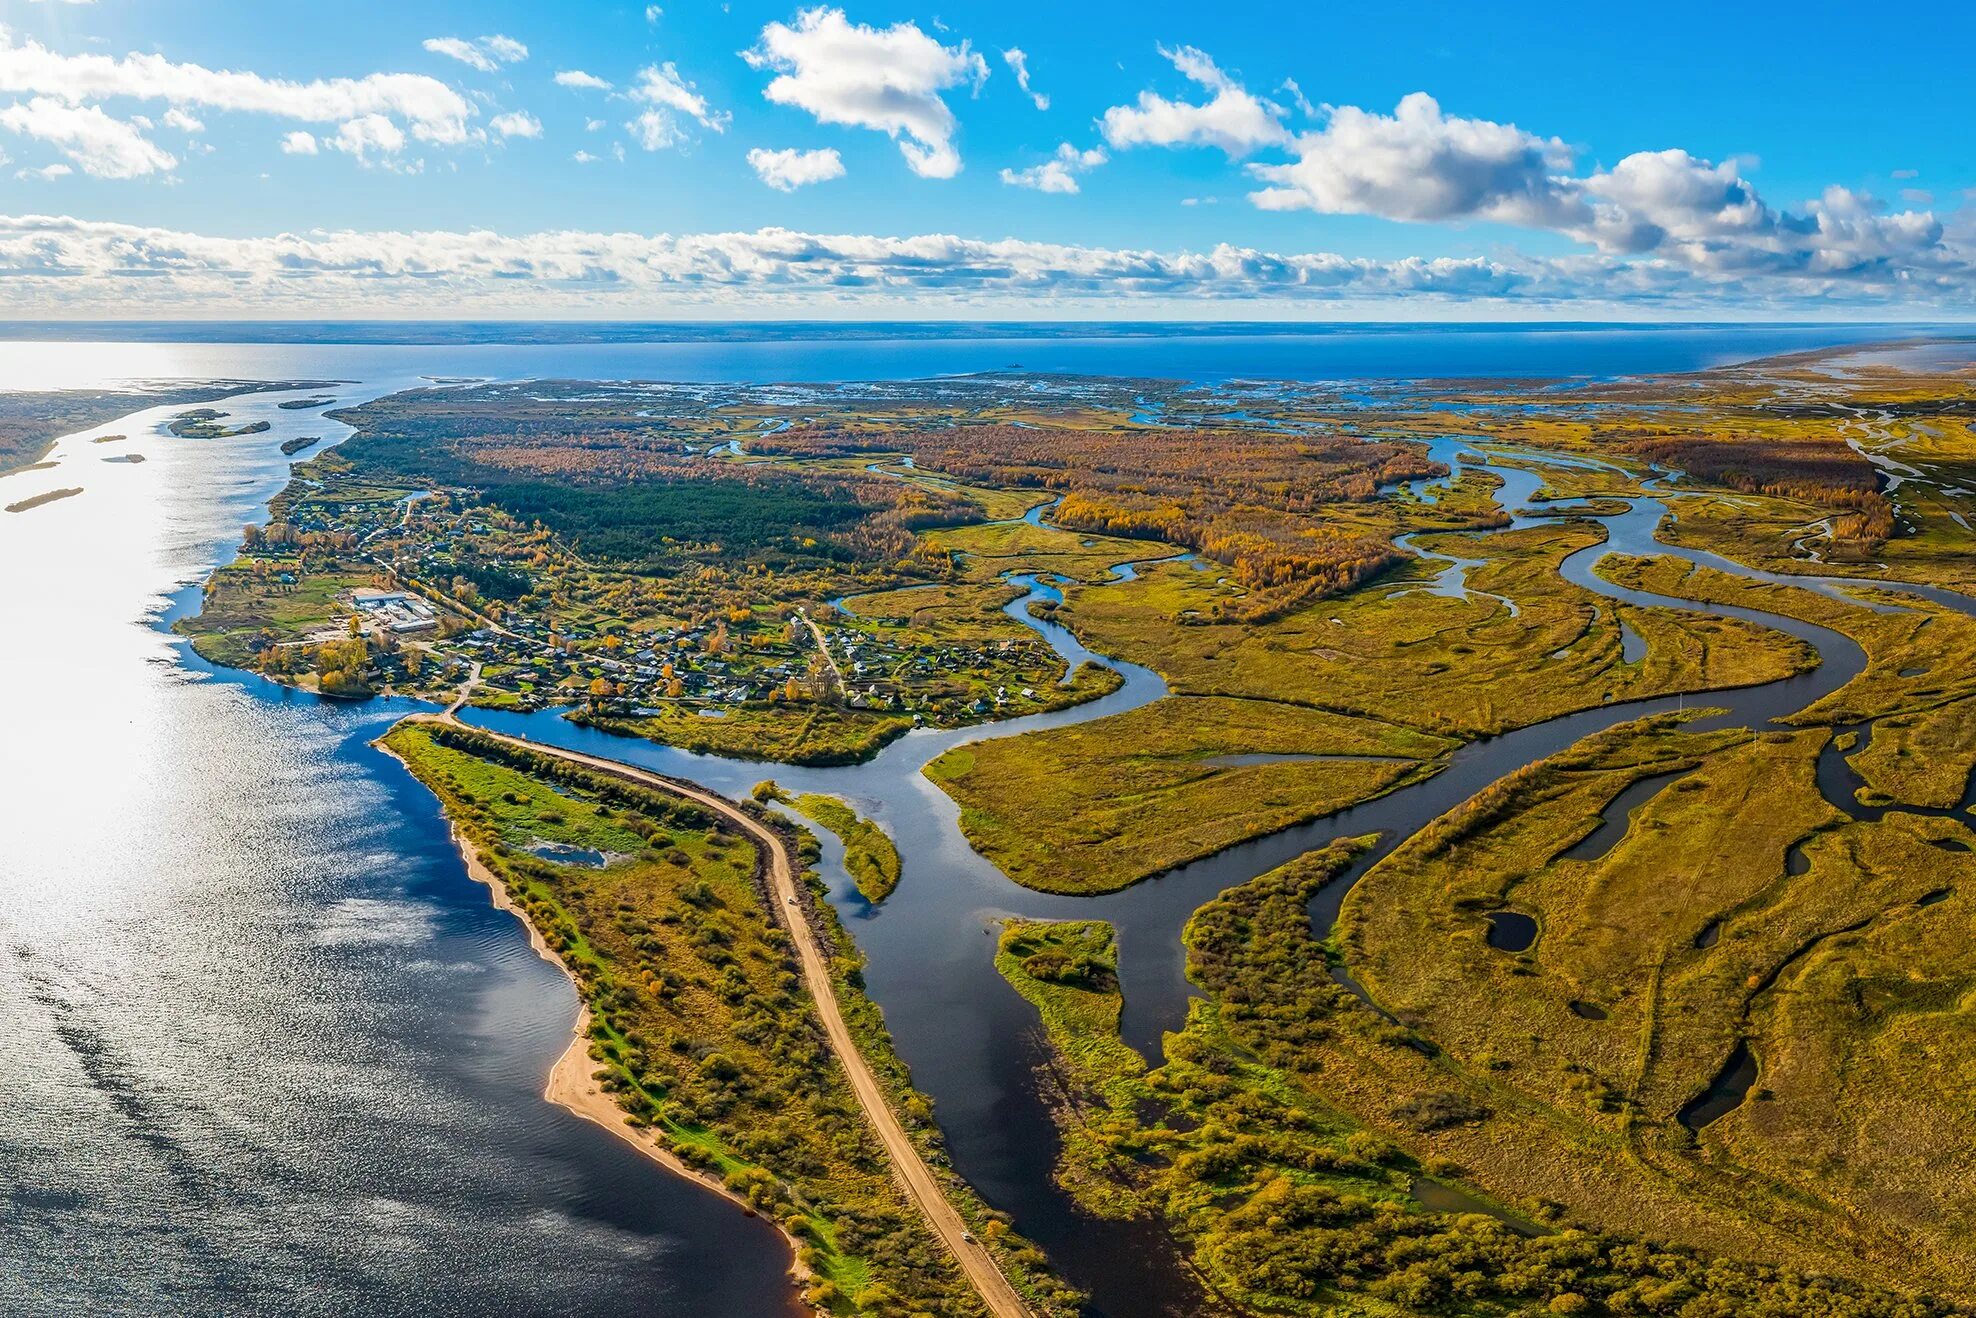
[381, 715, 1041, 1317]
[374, 734, 813, 1293]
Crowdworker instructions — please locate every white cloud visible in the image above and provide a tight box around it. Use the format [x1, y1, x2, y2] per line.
[0, 27, 476, 147]
[422, 35, 527, 74]
[747, 145, 845, 190]
[554, 69, 612, 91]
[0, 214, 1969, 315]
[0, 97, 175, 177]
[280, 130, 318, 155]
[1001, 142, 1105, 194]
[1892, 168, 1919, 180]
[627, 110, 682, 152]
[572, 149, 598, 164]
[1248, 92, 1577, 229]
[645, 5, 663, 22]
[162, 107, 204, 134]
[1279, 77, 1314, 118]
[623, 62, 727, 152]
[1101, 45, 1287, 156]
[489, 110, 542, 140]
[329, 114, 407, 164]
[17, 162, 70, 179]
[1002, 48, 1047, 111]
[745, 7, 988, 179]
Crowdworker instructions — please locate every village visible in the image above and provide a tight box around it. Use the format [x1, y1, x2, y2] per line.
[199, 462, 1084, 732]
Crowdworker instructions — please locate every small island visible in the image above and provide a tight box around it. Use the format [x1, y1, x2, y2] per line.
[170, 408, 273, 439]
[6, 487, 83, 513]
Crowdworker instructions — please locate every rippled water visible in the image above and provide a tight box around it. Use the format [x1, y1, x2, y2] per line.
[0, 384, 796, 1315]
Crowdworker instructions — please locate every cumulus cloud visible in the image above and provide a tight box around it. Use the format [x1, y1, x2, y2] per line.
[1002, 48, 1047, 111]
[17, 162, 71, 180]
[624, 62, 727, 152]
[0, 26, 476, 161]
[1101, 45, 1288, 156]
[1001, 143, 1106, 194]
[1098, 62, 1962, 292]
[0, 97, 175, 177]
[489, 110, 542, 140]
[1248, 92, 1579, 230]
[554, 69, 612, 91]
[162, 106, 203, 134]
[280, 130, 318, 155]
[745, 7, 988, 179]
[422, 35, 527, 74]
[747, 145, 845, 190]
[329, 114, 407, 164]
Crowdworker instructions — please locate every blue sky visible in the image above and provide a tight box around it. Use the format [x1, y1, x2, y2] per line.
[1, 0, 1971, 318]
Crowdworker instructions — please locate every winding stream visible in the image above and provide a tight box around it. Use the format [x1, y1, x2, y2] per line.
[461, 443, 1976, 1314]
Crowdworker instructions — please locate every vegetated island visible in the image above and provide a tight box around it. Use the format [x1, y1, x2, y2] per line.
[102, 454, 147, 464]
[279, 435, 322, 457]
[754, 782, 902, 902]
[6, 486, 82, 513]
[169, 408, 273, 439]
[279, 397, 336, 410]
[380, 718, 1072, 1316]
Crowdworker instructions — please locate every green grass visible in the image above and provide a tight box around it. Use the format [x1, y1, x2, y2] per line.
[1335, 712, 1976, 1292]
[575, 703, 914, 766]
[381, 721, 977, 1315]
[990, 837, 1962, 1315]
[1059, 520, 1815, 741]
[927, 696, 1452, 894]
[782, 790, 903, 903]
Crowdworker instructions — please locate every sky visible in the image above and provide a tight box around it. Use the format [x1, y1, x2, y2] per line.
[0, 0, 1972, 320]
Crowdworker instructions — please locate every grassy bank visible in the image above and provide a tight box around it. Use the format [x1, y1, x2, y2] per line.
[574, 703, 915, 767]
[380, 720, 981, 1315]
[763, 788, 903, 903]
[929, 696, 1451, 894]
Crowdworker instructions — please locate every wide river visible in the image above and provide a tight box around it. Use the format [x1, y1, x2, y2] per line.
[1, 325, 1967, 1315]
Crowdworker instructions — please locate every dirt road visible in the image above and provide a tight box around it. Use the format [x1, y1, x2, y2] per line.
[428, 713, 1029, 1318]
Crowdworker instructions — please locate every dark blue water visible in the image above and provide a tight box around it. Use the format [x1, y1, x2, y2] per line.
[0, 323, 1956, 394]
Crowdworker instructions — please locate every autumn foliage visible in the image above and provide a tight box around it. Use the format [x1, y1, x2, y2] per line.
[765, 423, 1434, 617]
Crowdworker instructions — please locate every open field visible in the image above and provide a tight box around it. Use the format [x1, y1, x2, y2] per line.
[1060, 521, 1814, 740]
[1335, 713, 1976, 1294]
[929, 696, 1452, 893]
